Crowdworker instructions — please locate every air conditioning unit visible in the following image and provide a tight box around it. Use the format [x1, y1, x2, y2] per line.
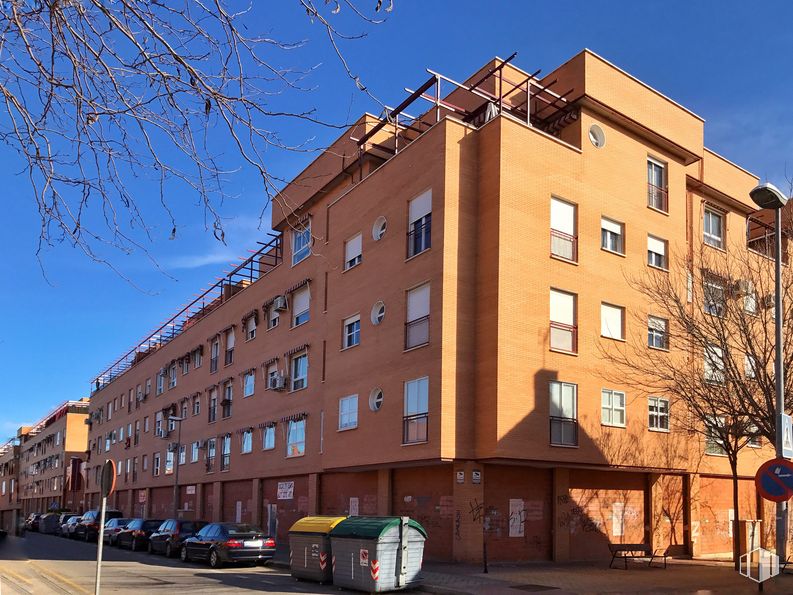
[168, 442, 179, 453]
[273, 295, 288, 311]
[269, 374, 287, 391]
[763, 294, 775, 309]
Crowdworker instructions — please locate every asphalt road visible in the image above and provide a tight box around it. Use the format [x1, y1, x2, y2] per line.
[0, 532, 365, 594]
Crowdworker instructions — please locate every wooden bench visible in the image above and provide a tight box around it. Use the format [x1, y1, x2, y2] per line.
[608, 543, 669, 569]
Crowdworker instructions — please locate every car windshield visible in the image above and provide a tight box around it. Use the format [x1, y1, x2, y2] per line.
[223, 524, 263, 535]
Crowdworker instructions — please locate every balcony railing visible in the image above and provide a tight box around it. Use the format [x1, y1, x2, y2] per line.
[403, 413, 428, 444]
[549, 321, 577, 353]
[550, 416, 578, 446]
[550, 229, 577, 262]
[405, 315, 430, 349]
[407, 215, 431, 258]
[647, 183, 668, 212]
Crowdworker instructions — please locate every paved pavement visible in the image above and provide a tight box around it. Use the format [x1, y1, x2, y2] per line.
[2, 532, 793, 594]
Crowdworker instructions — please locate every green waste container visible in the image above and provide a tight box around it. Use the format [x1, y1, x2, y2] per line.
[288, 516, 346, 583]
[329, 516, 427, 592]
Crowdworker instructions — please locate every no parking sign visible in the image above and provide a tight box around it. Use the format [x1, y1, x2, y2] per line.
[755, 458, 793, 502]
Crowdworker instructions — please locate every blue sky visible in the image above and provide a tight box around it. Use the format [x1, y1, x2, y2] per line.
[2, 0, 792, 437]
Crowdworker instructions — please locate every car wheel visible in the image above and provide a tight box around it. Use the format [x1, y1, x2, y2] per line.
[165, 542, 173, 558]
[209, 549, 222, 569]
[180, 546, 190, 563]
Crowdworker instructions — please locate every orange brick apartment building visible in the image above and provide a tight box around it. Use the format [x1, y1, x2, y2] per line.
[82, 50, 786, 562]
[0, 440, 21, 532]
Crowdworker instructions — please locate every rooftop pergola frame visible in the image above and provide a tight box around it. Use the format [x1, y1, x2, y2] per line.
[354, 52, 577, 160]
[91, 233, 283, 394]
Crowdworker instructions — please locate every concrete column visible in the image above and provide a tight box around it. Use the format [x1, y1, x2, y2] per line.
[142, 487, 151, 518]
[451, 460, 485, 563]
[307, 473, 319, 515]
[195, 483, 204, 520]
[251, 478, 262, 526]
[684, 474, 701, 558]
[212, 481, 222, 522]
[552, 467, 571, 562]
[377, 468, 392, 516]
[645, 473, 659, 549]
[126, 488, 134, 518]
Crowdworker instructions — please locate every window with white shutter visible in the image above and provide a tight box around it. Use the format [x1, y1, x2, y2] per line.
[405, 283, 430, 348]
[292, 287, 310, 327]
[550, 198, 577, 261]
[550, 289, 577, 353]
[647, 235, 667, 269]
[407, 190, 431, 257]
[601, 303, 624, 340]
[344, 233, 362, 270]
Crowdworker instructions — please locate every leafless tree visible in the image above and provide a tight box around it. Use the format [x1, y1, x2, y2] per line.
[0, 0, 391, 274]
[601, 211, 793, 565]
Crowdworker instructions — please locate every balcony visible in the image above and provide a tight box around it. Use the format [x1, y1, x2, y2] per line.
[407, 216, 431, 258]
[550, 416, 578, 446]
[403, 413, 428, 444]
[549, 321, 577, 354]
[647, 183, 668, 212]
[405, 315, 430, 350]
[550, 229, 577, 262]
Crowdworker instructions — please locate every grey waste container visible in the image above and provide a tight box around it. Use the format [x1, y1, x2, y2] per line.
[329, 516, 427, 592]
[288, 516, 346, 583]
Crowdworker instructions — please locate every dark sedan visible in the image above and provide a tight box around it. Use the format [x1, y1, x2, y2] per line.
[116, 519, 165, 551]
[180, 523, 275, 569]
[24, 513, 42, 532]
[148, 519, 208, 557]
[103, 518, 132, 546]
[75, 509, 124, 541]
[62, 515, 81, 538]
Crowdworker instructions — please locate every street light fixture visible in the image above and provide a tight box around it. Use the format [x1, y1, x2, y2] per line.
[749, 182, 789, 560]
[167, 416, 184, 519]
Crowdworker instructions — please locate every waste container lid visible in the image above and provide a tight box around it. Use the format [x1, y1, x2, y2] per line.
[289, 516, 347, 535]
[329, 516, 427, 540]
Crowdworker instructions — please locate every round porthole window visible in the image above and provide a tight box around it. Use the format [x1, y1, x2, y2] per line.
[371, 301, 385, 325]
[588, 124, 606, 148]
[369, 388, 384, 412]
[372, 216, 388, 241]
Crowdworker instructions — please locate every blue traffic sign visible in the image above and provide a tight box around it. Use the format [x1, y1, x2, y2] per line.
[755, 458, 793, 503]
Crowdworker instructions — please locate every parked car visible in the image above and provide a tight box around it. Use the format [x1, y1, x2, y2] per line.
[62, 515, 82, 538]
[103, 518, 131, 546]
[55, 513, 79, 537]
[39, 513, 62, 534]
[75, 509, 123, 542]
[148, 519, 208, 558]
[24, 513, 42, 532]
[180, 523, 275, 569]
[116, 519, 165, 551]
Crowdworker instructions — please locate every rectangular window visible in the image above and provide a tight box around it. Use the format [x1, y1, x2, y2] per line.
[136, 384, 143, 403]
[743, 280, 758, 314]
[266, 363, 279, 390]
[343, 315, 361, 349]
[207, 438, 216, 471]
[181, 357, 189, 375]
[267, 305, 280, 329]
[648, 316, 669, 350]
[647, 235, 668, 269]
[191, 441, 199, 463]
[153, 453, 161, 476]
[145, 378, 152, 396]
[210, 338, 220, 373]
[745, 354, 757, 379]
[221, 434, 231, 470]
[550, 197, 577, 261]
[704, 276, 726, 317]
[601, 389, 626, 427]
[705, 415, 727, 455]
[339, 395, 358, 430]
[224, 328, 235, 366]
[262, 426, 275, 450]
[287, 420, 306, 457]
[405, 283, 430, 349]
[292, 221, 311, 265]
[245, 315, 257, 341]
[407, 190, 431, 258]
[208, 388, 218, 423]
[344, 233, 363, 270]
[156, 372, 164, 395]
[550, 289, 577, 353]
[244, 371, 255, 397]
[704, 207, 724, 248]
[291, 352, 308, 391]
[142, 455, 148, 471]
[193, 395, 201, 416]
[647, 158, 667, 212]
[143, 416, 149, 433]
[193, 348, 203, 368]
[704, 344, 725, 384]
[169, 364, 177, 389]
[178, 444, 186, 466]
[748, 424, 762, 448]
[550, 381, 578, 446]
[292, 287, 310, 327]
[241, 430, 252, 454]
[222, 381, 233, 418]
[155, 412, 163, 437]
[601, 303, 625, 340]
[403, 377, 429, 444]
[601, 217, 625, 254]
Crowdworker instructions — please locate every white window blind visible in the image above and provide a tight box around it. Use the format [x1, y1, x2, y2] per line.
[345, 233, 362, 263]
[550, 381, 576, 418]
[407, 284, 430, 322]
[601, 303, 624, 339]
[408, 190, 432, 223]
[293, 287, 310, 314]
[550, 198, 575, 235]
[226, 329, 235, 349]
[601, 218, 622, 235]
[648, 236, 666, 256]
[550, 290, 575, 325]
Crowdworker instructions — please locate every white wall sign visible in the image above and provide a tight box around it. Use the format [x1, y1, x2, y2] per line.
[508, 499, 525, 537]
[456, 471, 465, 484]
[186, 485, 196, 495]
[277, 481, 294, 500]
[235, 500, 243, 523]
[349, 497, 359, 516]
[472, 470, 481, 484]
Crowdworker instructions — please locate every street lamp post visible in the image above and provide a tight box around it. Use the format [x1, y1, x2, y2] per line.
[750, 182, 789, 560]
[167, 416, 184, 519]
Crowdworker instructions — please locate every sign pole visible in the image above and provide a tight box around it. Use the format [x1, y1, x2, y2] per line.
[94, 460, 116, 595]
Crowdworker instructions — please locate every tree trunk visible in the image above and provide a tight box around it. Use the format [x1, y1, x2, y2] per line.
[730, 456, 740, 570]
